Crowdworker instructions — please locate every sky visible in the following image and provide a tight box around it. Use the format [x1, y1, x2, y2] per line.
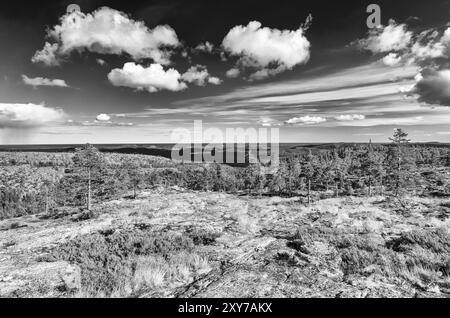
[0, 0, 450, 144]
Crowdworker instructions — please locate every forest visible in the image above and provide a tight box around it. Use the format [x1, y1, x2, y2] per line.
[1, 129, 449, 220]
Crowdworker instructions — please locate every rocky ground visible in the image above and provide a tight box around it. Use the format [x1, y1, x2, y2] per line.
[1, 187, 450, 298]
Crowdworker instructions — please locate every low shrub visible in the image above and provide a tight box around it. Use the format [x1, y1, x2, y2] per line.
[51, 229, 195, 296]
[186, 228, 221, 246]
[387, 229, 450, 254]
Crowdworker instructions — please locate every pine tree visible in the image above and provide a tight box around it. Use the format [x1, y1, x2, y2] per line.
[72, 144, 104, 210]
[285, 156, 302, 196]
[329, 150, 349, 198]
[300, 151, 317, 205]
[268, 160, 288, 195]
[122, 158, 146, 199]
[387, 129, 414, 196]
[243, 162, 266, 195]
[360, 141, 386, 196]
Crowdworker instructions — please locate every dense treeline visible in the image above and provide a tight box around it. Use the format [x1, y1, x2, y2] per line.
[179, 130, 450, 199]
[1, 130, 449, 219]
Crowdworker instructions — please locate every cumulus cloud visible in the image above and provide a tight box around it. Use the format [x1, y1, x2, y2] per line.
[96, 58, 107, 66]
[22, 75, 69, 88]
[181, 65, 209, 86]
[398, 73, 423, 94]
[194, 41, 214, 53]
[411, 69, 450, 106]
[96, 113, 111, 121]
[357, 19, 450, 107]
[404, 27, 449, 65]
[108, 63, 222, 93]
[399, 85, 415, 94]
[335, 114, 366, 121]
[0, 103, 64, 128]
[357, 20, 449, 67]
[222, 20, 311, 79]
[258, 117, 281, 127]
[356, 20, 412, 53]
[401, 27, 450, 106]
[285, 116, 326, 125]
[410, 41, 446, 61]
[226, 68, 240, 78]
[207, 77, 222, 85]
[381, 53, 402, 67]
[31, 42, 60, 66]
[108, 62, 187, 93]
[33, 7, 180, 66]
[181, 65, 222, 86]
[442, 28, 450, 45]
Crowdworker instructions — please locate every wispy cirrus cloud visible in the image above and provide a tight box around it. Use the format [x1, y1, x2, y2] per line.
[335, 114, 366, 121]
[167, 61, 450, 128]
[66, 119, 134, 127]
[178, 62, 418, 105]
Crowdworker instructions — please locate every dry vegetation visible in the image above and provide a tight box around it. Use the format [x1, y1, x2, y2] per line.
[0, 188, 449, 298]
[0, 136, 449, 298]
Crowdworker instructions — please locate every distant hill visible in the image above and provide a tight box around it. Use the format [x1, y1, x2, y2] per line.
[1, 143, 449, 161]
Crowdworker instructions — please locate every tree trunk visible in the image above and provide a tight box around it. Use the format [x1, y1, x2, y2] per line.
[307, 179, 311, 206]
[368, 176, 372, 197]
[380, 176, 384, 196]
[396, 143, 401, 197]
[45, 186, 49, 214]
[395, 177, 399, 197]
[335, 182, 339, 198]
[87, 169, 92, 211]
